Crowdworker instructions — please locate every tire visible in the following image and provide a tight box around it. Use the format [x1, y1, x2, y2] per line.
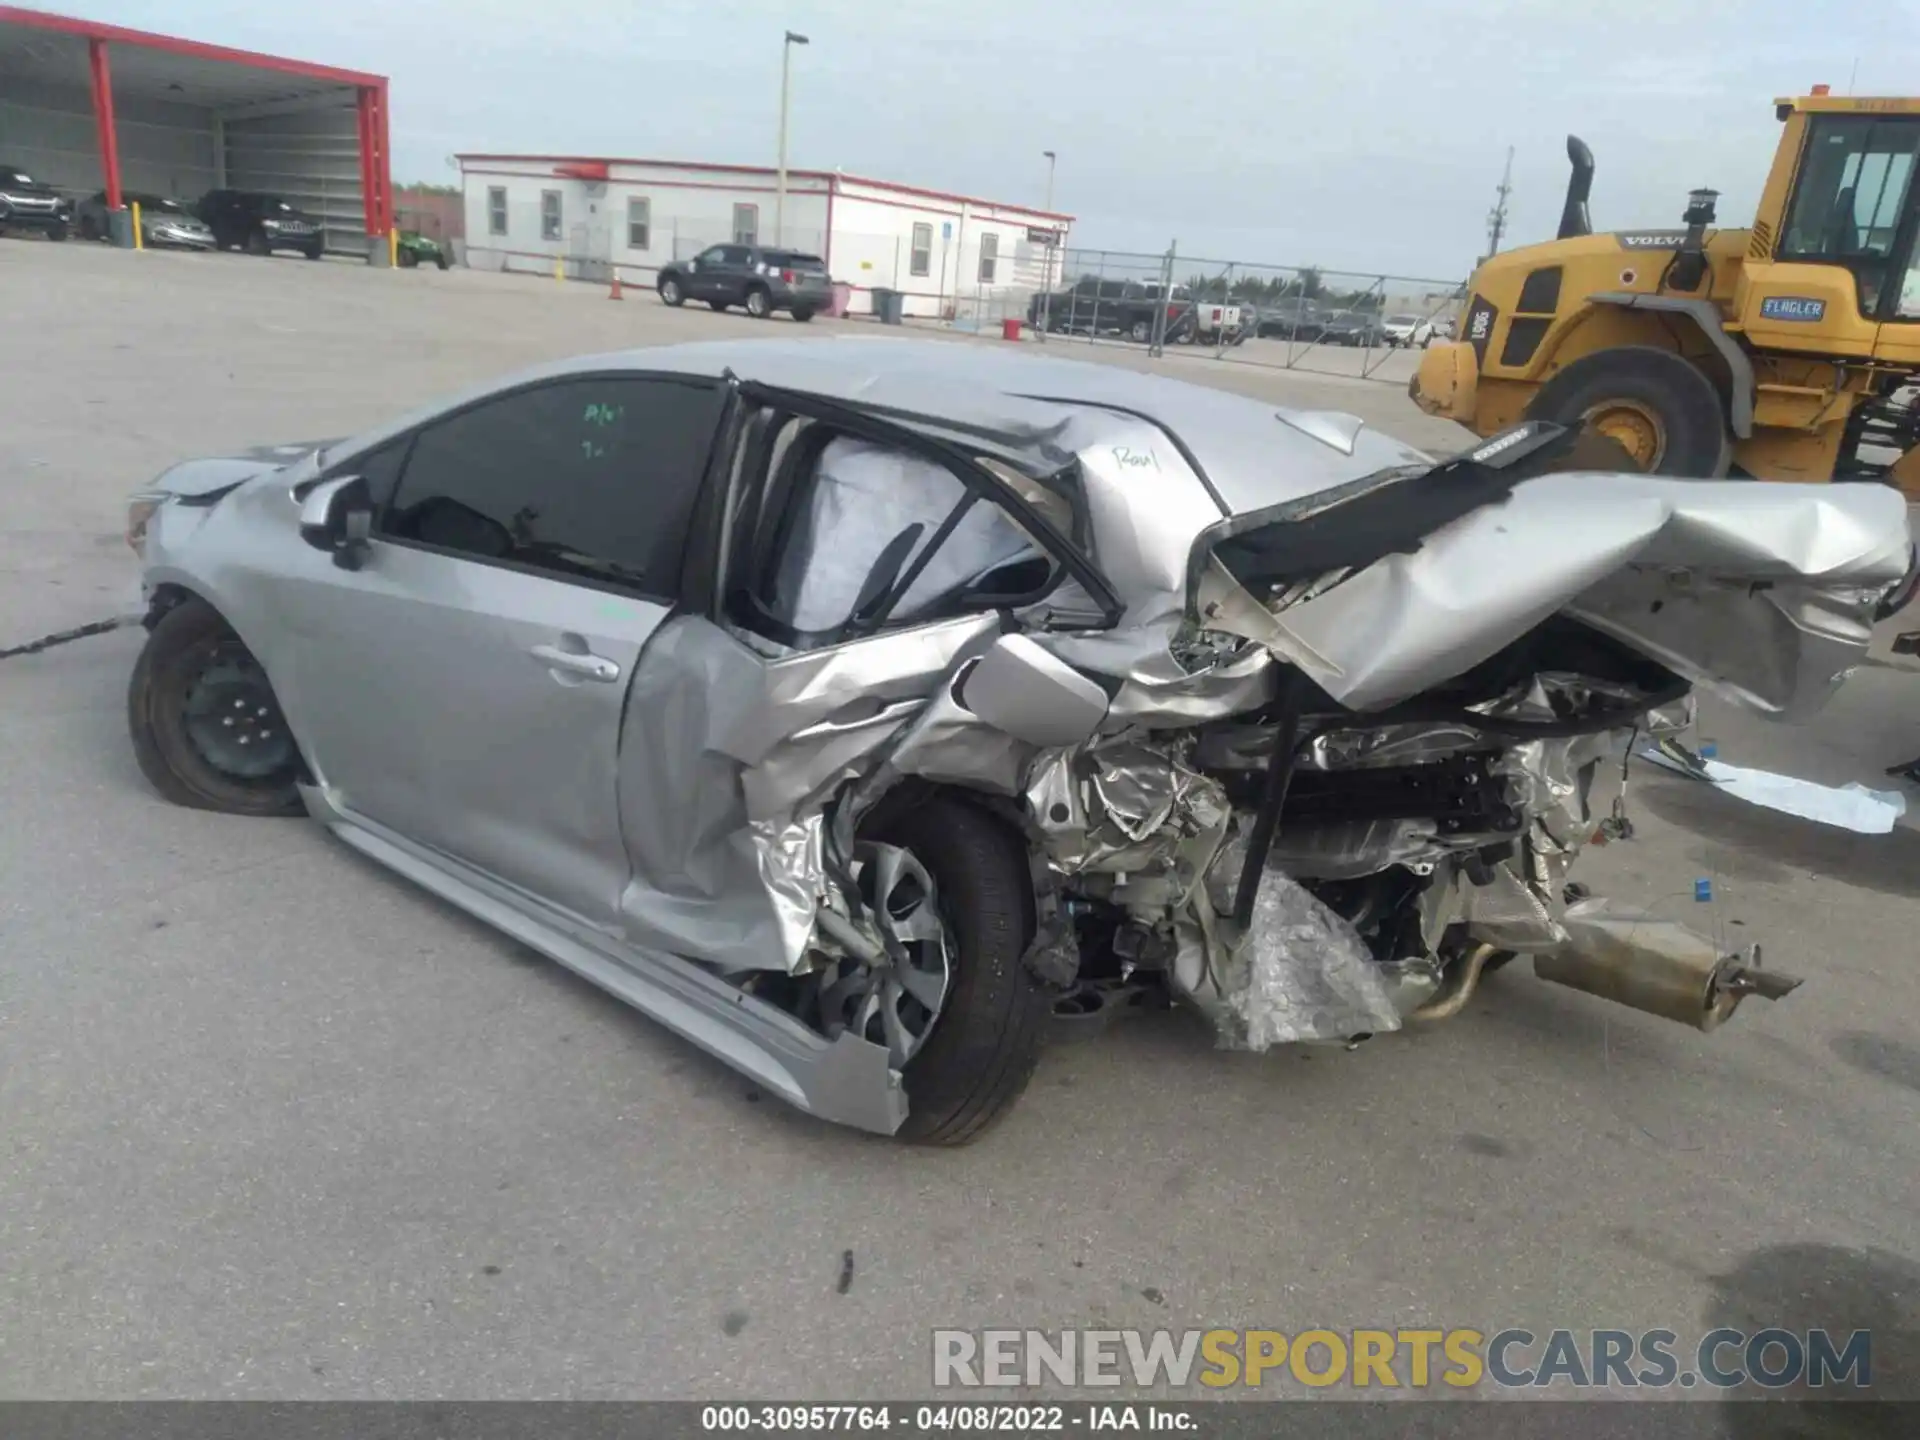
[304, 244, 323, 261]
[658, 274, 684, 306]
[128, 598, 305, 817]
[791, 306, 815, 323]
[246, 229, 270, 257]
[79, 215, 99, 241]
[745, 286, 771, 319]
[397, 248, 418, 268]
[49, 223, 69, 243]
[864, 795, 1048, 1146]
[435, 252, 449, 270]
[1525, 345, 1732, 477]
[1129, 319, 1151, 343]
[707, 299, 729, 312]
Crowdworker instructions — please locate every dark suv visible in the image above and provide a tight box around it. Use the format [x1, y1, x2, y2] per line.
[196, 190, 324, 259]
[655, 244, 832, 320]
[0, 165, 74, 241]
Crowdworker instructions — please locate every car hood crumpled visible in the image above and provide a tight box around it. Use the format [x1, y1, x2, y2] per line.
[1191, 470, 1914, 719]
[146, 440, 339, 500]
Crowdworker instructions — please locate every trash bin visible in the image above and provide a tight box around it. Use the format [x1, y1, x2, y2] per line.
[873, 288, 905, 325]
[1000, 317, 1023, 342]
[828, 281, 853, 318]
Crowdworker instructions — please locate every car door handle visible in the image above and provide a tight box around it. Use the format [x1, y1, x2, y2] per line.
[530, 643, 621, 683]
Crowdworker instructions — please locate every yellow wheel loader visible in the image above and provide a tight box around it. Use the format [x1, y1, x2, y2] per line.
[1411, 90, 1920, 493]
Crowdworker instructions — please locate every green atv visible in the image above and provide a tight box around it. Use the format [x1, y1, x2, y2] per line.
[395, 229, 450, 270]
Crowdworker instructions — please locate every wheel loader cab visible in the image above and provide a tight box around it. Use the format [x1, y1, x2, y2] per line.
[1740, 104, 1920, 362]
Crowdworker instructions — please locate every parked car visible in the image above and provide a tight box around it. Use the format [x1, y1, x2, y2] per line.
[656, 244, 831, 319]
[1319, 311, 1388, 346]
[120, 339, 1915, 1141]
[1252, 301, 1327, 340]
[1184, 300, 1251, 345]
[1029, 277, 1196, 343]
[195, 190, 324, 258]
[0, 164, 73, 240]
[75, 191, 214, 249]
[396, 228, 450, 270]
[1380, 313, 1438, 348]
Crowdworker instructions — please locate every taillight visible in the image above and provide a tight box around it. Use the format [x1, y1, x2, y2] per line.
[781, 268, 796, 283]
[1166, 304, 1179, 318]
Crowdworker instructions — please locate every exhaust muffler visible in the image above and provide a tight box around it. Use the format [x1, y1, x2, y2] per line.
[1532, 898, 1802, 1031]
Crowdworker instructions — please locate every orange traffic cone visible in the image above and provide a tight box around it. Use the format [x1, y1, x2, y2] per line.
[609, 271, 624, 300]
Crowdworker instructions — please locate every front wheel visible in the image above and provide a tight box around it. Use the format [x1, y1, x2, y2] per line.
[840, 795, 1049, 1145]
[1128, 319, 1151, 343]
[744, 286, 772, 319]
[128, 598, 305, 817]
[304, 244, 323, 261]
[397, 248, 418, 268]
[48, 223, 69, 243]
[791, 306, 815, 323]
[658, 274, 685, 306]
[1525, 345, 1732, 478]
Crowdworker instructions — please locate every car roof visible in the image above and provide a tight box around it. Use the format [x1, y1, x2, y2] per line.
[348, 338, 1432, 515]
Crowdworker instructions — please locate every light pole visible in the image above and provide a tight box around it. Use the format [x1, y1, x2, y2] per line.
[1039, 150, 1059, 331]
[775, 30, 809, 246]
[1043, 149, 1056, 212]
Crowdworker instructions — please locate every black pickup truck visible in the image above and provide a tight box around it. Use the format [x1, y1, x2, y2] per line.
[1029, 278, 1196, 343]
[0, 165, 73, 240]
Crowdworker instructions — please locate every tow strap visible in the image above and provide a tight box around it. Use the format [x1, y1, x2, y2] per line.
[0, 617, 130, 660]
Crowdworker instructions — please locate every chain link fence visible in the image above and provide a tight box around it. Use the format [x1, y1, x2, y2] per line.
[1024, 244, 1467, 383]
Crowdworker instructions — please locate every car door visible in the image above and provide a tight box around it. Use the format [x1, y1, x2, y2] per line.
[277, 373, 730, 927]
[612, 399, 1120, 973]
[685, 245, 729, 300]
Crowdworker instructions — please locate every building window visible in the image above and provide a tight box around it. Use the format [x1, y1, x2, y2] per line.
[627, 195, 651, 250]
[733, 203, 758, 246]
[486, 186, 508, 236]
[909, 222, 932, 278]
[541, 189, 562, 241]
[978, 232, 998, 284]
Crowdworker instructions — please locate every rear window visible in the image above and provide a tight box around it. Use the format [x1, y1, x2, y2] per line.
[765, 251, 825, 269]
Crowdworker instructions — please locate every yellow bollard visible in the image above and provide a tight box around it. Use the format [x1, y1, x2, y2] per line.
[130, 201, 143, 252]
[389, 228, 398, 268]
[554, 256, 564, 283]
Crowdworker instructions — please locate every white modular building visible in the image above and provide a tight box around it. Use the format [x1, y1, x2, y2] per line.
[457, 153, 1072, 320]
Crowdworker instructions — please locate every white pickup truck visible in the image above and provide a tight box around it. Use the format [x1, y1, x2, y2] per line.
[1184, 299, 1251, 346]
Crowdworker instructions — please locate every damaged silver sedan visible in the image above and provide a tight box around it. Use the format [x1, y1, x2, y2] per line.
[124, 338, 1918, 1142]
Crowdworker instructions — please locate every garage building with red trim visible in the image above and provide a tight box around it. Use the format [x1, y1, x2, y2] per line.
[0, 5, 392, 254]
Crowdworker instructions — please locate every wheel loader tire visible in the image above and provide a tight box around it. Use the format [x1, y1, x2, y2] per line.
[1525, 346, 1731, 478]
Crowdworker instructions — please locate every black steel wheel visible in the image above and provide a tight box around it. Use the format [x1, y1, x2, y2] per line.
[128, 598, 304, 816]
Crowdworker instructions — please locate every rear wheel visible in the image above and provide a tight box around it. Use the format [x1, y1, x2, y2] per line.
[822, 795, 1049, 1145]
[434, 251, 449, 270]
[1526, 345, 1732, 477]
[745, 286, 772, 319]
[792, 306, 815, 323]
[128, 598, 305, 817]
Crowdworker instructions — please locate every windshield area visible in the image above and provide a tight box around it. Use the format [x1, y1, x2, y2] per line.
[1780, 114, 1920, 318]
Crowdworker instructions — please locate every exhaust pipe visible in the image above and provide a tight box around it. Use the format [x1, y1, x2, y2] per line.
[1557, 136, 1595, 240]
[1532, 898, 1801, 1031]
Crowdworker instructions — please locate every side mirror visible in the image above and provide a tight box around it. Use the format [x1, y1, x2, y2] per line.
[298, 474, 373, 571]
[956, 633, 1108, 748]
[687, 258, 699, 272]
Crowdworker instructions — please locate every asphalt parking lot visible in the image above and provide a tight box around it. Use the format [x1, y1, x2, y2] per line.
[4, 239, 1920, 1404]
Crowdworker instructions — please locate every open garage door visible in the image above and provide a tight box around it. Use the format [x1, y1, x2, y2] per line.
[0, 6, 390, 256]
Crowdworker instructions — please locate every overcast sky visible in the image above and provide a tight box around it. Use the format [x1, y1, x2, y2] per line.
[65, 0, 1920, 279]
